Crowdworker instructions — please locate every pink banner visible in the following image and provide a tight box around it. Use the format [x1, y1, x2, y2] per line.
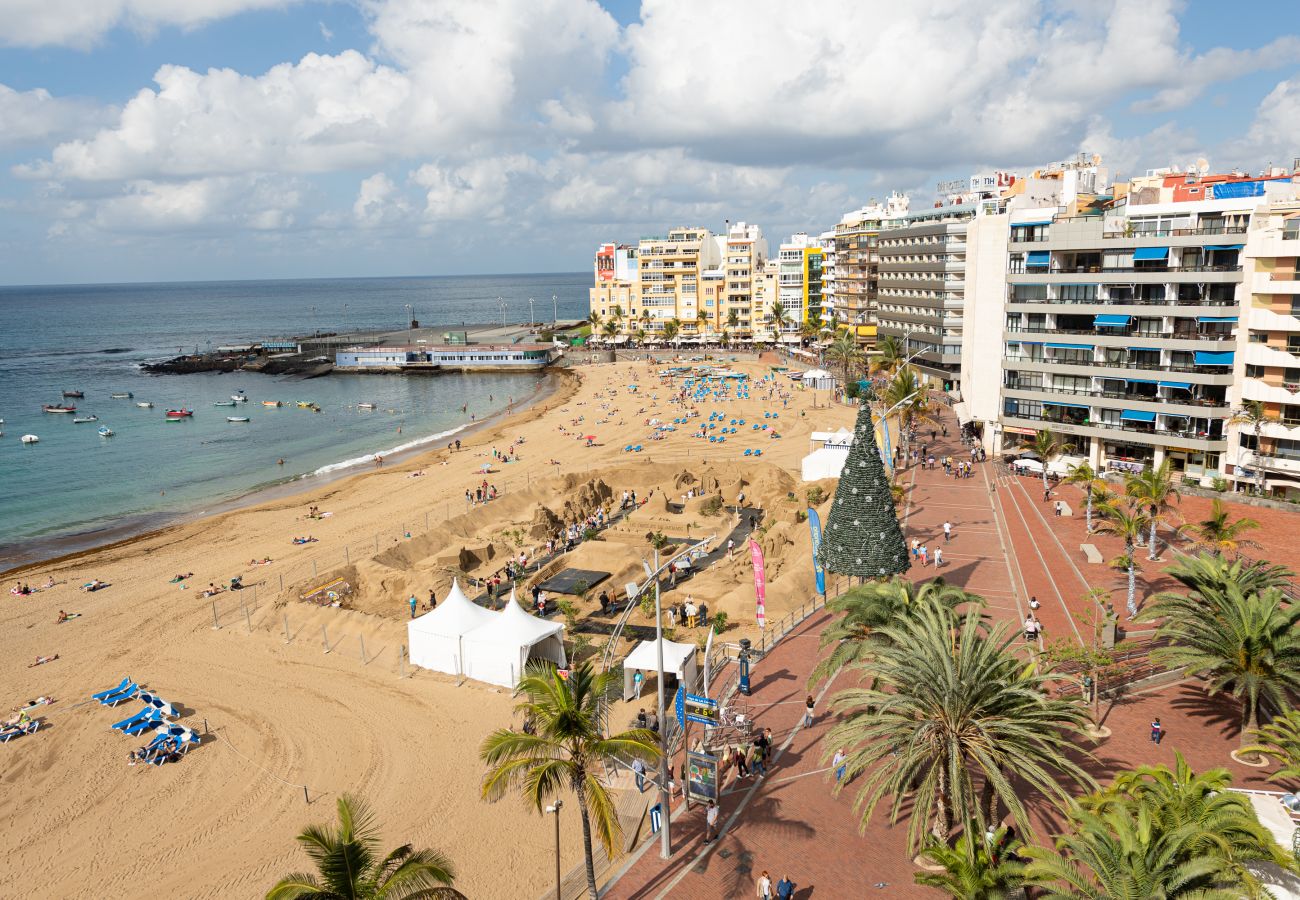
[749, 538, 767, 628]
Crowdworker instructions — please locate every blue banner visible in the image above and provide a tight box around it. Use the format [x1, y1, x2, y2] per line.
[808, 507, 826, 595]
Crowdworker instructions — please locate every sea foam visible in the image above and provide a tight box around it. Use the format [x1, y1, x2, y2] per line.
[310, 423, 473, 477]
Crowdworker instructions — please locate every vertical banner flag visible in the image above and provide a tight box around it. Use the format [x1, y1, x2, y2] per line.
[749, 538, 767, 628]
[807, 507, 826, 595]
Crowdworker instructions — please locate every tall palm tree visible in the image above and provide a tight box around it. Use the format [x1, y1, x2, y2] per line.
[1021, 804, 1239, 899]
[725, 308, 740, 349]
[638, 309, 651, 334]
[798, 319, 821, 345]
[1063, 462, 1106, 535]
[823, 333, 863, 391]
[1093, 498, 1151, 618]
[1187, 498, 1261, 557]
[1230, 400, 1271, 496]
[1139, 582, 1300, 754]
[914, 826, 1024, 898]
[588, 310, 601, 330]
[601, 320, 618, 341]
[661, 318, 680, 350]
[480, 662, 660, 900]
[695, 308, 709, 339]
[1026, 429, 1069, 493]
[808, 577, 981, 690]
[769, 302, 791, 338]
[1125, 460, 1180, 560]
[826, 605, 1094, 854]
[633, 328, 646, 346]
[266, 794, 461, 900]
[882, 365, 928, 432]
[872, 334, 906, 374]
[609, 304, 624, 329]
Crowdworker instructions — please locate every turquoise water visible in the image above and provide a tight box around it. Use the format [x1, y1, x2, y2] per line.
[0, 274, 589, 568]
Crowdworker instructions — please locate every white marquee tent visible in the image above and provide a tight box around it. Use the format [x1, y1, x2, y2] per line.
[461, 589, 567, 688]
[801, 368, 835, 390]
[406, 579, 496, 678]
[622, 638, 699, 701]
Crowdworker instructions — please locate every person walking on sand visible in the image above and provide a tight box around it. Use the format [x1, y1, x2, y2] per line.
[408, 595, 417, 618]
[704, 800, 719, 843]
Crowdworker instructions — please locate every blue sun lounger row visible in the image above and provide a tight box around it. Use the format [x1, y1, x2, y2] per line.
[0, 719, 41, 743]
[94, 678, 139, 708]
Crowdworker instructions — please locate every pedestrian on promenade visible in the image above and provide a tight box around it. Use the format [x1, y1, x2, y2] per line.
[1054, 500, 1063, 517]
[733, 745, 750, 779]
[776, 875, 795, 900]
[943, 520, 952, 542]
[757, 871, 773, 900]
[833, 749, 847, 783]
[1151, 717, 1164, 744]
[727, 538, 735, 558]
[1024, 614, 1041, 642]
[633, 757, 646, 792]
[704, 800, 719, 843]
[804, 694, 815, 727]
[919, 544, 928, 566]
[750, 742, 766, 778]
[1043, 486, 1051, 502]
[911, 538, 920, 559]
[1029, 595, 1041, 611]
[934, 547, 943, 568]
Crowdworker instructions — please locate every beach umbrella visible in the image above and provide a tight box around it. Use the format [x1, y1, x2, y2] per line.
[585, 435, 596, 441]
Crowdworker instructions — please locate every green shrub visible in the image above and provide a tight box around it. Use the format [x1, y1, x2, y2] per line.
[700, 495, 723, 516]
[806, 485, 825, 506]
[639, 593, 656, 619]
[1212, 476, 1228, 493]
[845, 382, 860, 399]
[711, 611, 729, 634]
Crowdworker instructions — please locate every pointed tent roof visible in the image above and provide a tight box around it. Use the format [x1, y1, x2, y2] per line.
[408, 578, 495, 637]
[464, 588, 564, 646]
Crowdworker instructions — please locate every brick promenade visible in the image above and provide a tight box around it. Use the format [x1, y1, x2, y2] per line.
[601, 403, 1294, 898]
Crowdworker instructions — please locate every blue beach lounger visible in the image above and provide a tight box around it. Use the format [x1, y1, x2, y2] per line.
[0, 719, 40, 743]
[123, 711, 164, 736]
[92, 677, 131, 701]
[113, 707, 155, 732]
[100, 684, 139, 707]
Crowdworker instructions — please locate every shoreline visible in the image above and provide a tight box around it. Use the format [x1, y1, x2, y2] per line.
[0, 367, 579, 578]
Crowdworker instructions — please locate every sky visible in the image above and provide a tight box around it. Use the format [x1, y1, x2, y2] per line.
[1, 0, 1299, 285]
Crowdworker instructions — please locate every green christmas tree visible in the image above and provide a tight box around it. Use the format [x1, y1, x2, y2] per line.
[817, 401, 910, 579]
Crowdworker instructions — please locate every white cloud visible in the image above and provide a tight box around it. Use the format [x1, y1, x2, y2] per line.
[318, 20, 334, 41]
[0, 0, 305, 49]
[74, 175, 305, 234]
[1228, 76, 1300, 169]
[414, 154, 541, 221]
[0, 83, 107, 149]
[352, 172, 409, 227]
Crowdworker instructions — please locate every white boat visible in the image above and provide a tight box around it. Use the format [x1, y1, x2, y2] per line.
[232, 391, 248, 402]
[214, 400, 237, 407]
[357, 402, 376, 410]
[21, 434, 38, 444]
[136, 401, 154, 409]
[73, 415, 99, 423]
[98, 426, 114, 437]
[226, 416, 250, 423]
[110, 392, 133, 399]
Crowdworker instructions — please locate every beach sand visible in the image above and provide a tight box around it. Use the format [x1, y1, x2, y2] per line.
[0, 356, 854, 899]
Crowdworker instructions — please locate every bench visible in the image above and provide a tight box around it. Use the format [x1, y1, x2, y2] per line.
[1080, 543, 1104, 565]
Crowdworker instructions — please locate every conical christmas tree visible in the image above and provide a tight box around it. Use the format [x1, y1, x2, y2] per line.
[817, 401, 910, 579]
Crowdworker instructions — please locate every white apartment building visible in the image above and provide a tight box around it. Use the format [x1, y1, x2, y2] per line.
[818, 230, 838, 326]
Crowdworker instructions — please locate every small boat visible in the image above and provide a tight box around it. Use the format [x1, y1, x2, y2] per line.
[262, 400, 282, 407]
[136, 401, 154, 409]
[165, 408, 194, 418]
[232, 391, 248, 402]
[21, 434, 38, 444]
[43, 404, 76, 413]
[226, 416, 250, 423]
[98, 426, 114, 437]
[62, 390, 84, 398]
[110, 392, 134, 399]
[214, 400, 237, 407]
[357, 402, 376, 410]
[73, 415, 99, 424]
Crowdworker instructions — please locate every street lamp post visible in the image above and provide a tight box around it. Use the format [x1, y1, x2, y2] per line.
[404, 304, 413, 345]
[545, 800, 563, 900]
[652, 546, 671, 859]
[497, 296, 507, 329]
[310, 305, 317, 336]
[552, 294, 558, 328]
[529, 297, 536, 329]
[342, 303, 349, 336]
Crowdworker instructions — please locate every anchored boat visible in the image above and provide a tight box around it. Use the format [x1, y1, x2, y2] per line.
[73, 415, 99, 423]
[165, 408, 194, 418]
[62, 390, 84, 398]
[357, 402, 376, 410]
[98, 426, 114, 437]
[136, 401, 154, 409]
[43, 404, 76, 413]
[214, 400, 237, 407]
[226, 416, 250, 423]
[232, 391, 248, 402]
[21, 434, 38, 444]
[110, 392, 134, 399]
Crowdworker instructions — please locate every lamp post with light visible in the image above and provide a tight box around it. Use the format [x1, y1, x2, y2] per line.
[545, 800, 562, 900]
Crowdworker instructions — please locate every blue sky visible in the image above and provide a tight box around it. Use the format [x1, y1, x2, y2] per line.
[1, 0, 1298, 285]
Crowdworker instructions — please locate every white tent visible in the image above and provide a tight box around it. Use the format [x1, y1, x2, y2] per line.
[802, 446, 850, 481]
[622, 639, 699, 701]
[461, 589, 567, 688]
[406, 579, 496, 678]
[801, 368, 835, 390]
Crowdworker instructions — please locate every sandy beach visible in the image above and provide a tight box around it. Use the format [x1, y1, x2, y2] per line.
[0, 355, 853, 899]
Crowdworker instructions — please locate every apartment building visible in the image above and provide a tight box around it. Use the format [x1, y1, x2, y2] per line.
[588, 243, 638, 338]
[634, 227, 719, 339]
[773, 233, 822, 341]
[818, 230, 838, 326]
[990, 170, 1299, 484]
[834, 193, 909, 347]
[753, 259, 780, 342]
[722, 222, 768, 343]
[1232, 200, 1300, 498]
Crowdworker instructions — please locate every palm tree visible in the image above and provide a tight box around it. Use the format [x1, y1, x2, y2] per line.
[725, 308, 740, 349]
[266, 794, 461, 900]
[1161, 551, 1293, 600]
[1138, 581, 1300, 755]
[1230, 400, 1271, 496]
[1187, 498, 1261, 557]
[769, 302, 791, 338]
[823, 333, 863, 392]
[1092, 498, 1151, 618]
[695, 307, 709, 337]
[661, 318, 680, 350]
[914, 826, 1024, 898]
[882, 365, 928, 432]
[610, 304, 624, 329]
[1125, 460, 1180, 560]
[1021, 804, 1238, 899]
[1246, 708, 1300, 782]
[826, 605, 1094, 854]
[601, 320, 617, 341]
[480, 663, 660, 899]
[633, 328, 646, 346]
[588, 310, 602, 330]
[798, 320, 820, 345]
[808, 577, 981, 690]
[1026, 429, 1069, 494]
[1063, 462, 1106, 535]
[872, 334, 905, 374]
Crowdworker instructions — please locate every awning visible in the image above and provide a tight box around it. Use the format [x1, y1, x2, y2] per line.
[1046, 342, 1093, 350]
[1094, 314, 1131, 327]
[1160, 381, 1192, 390]
[1196, 316, 1238, 323]
[1045, 401, 1090, 410]
[1019, 341, 1044, 345]
[1014, 220, 1052, 228]
[1204, 245, 1243, 251]
[1133, 247, 1169, 261]
[1127, 378, 1157, 384]
[953, 401, 972, 426]
[1130, 347, 1160, 353]
[1121, 409, 1157, 422]
[1195, 350, 1234, 365]
[1026, 251, 1050, 266]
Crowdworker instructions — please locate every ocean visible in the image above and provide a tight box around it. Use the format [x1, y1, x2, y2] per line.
[0, 273, 590, 569]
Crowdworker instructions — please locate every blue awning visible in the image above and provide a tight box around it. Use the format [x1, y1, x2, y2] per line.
[1026, 251, 1050, 266]
[1014, 220, 1052, 228]
[1130, 347, 1160, 353]
[1046, 342, 1093, 350]
[1045, 401, 1090, 410]
[1204, 245, 1243, 251]
[1160, 381, 1192, 390]
[1121, 409, 1157, 422]
[1094, 314, 1131, 327]
[1127, 378, 1157, 384]
[1195, 350, 1234, 365]
[1196, 316, 1238, 323]
[1018, 341, 1043, 345]
[1133, 247, 1169, 261]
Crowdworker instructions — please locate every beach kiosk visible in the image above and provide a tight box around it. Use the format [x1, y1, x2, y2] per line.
[621, 639, 699, 702]
[800, 368, 836, 391]
[460, 589, 567, 688]
[406, 579, 495, 679]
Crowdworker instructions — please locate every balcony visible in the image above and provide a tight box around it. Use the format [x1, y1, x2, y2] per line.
[1005, 325, 1236, 343]
[1002, 354, 1236, 378]
[1003, 380, 1228, 410]
[1007, 296, 1238, 310]
[1100, 225, 1249, 239]
[999, 409, 1227, 449]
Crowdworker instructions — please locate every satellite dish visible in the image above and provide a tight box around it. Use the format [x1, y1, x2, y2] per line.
[1197, 158, 1209, 174]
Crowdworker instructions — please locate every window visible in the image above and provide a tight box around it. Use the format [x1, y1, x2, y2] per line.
[1246, 364, 1265, 378]
[1058, 285, 1097, 302]
[1249, 332, 1269, 344]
